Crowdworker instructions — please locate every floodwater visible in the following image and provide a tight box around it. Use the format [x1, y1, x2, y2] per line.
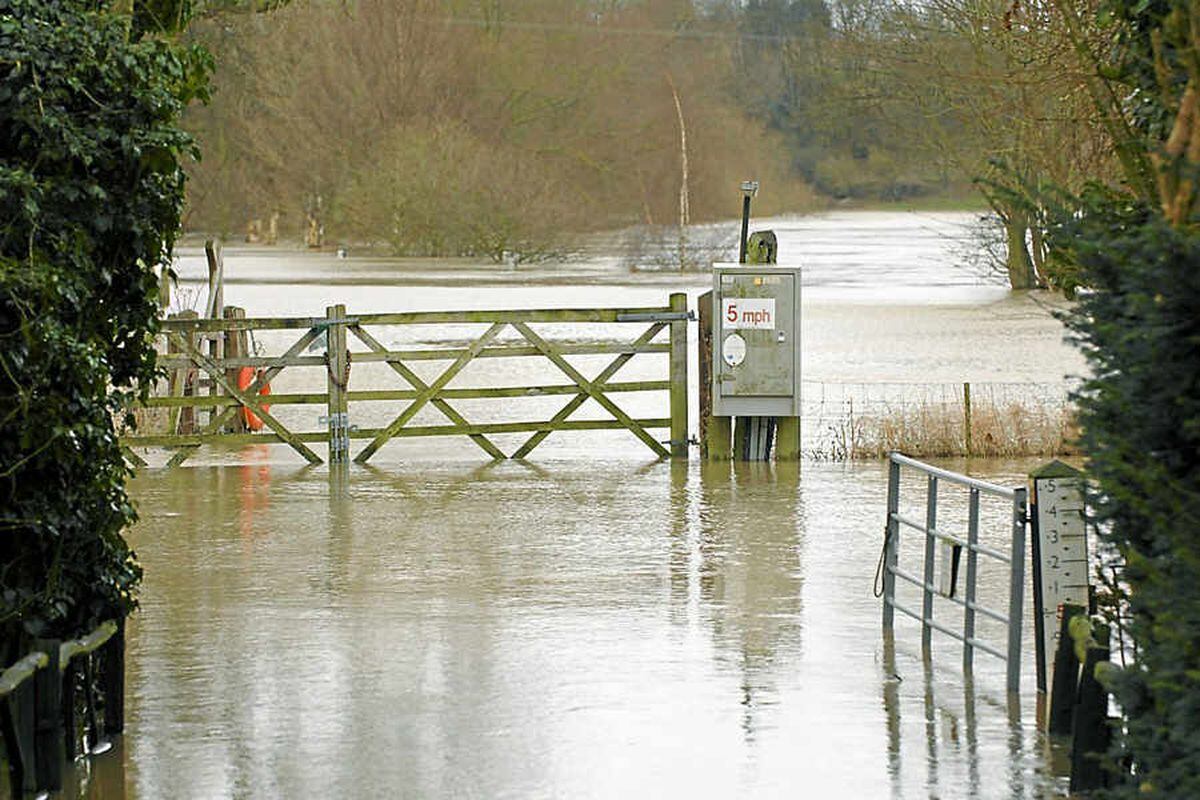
[79, 212, 1081, 798]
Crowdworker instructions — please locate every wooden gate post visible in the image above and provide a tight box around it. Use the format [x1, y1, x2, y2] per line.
[223, 306, 248, 433]
[204, 241, 225, 428]
[669, 292, 689, 458]
[698, 290, 731, 460]
[168, 310, 199, 435]
[326, 305, 350, 463]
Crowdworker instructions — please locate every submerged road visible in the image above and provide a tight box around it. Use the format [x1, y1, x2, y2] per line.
[80, 211, 1078, 797]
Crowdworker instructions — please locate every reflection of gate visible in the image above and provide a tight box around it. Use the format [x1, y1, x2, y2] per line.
[879, 452, 1028, 693]
[122, 295, 689, 467]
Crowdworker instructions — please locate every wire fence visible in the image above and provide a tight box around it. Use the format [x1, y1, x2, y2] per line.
[800, 380, 1077, 460]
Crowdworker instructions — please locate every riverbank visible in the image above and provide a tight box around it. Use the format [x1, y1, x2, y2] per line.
[178, 197, 992, 263]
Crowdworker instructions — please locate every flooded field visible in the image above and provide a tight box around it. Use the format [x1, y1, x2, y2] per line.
[78, 212, 1080, 797]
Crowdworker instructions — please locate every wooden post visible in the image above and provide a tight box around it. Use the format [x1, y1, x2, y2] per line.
[204, 242, 224, 428]
[963, 382, 973, 457]
[165, 313, 183, 436]
[669, 292, 688, 458]
[1048, 603, 1085, 735]
[223, 306, 248, 433]
[776, 418, 800, 460]
[734, 416, 751, 460]
[326, 305, 350, 463]
[32, 639, 63, 792]
[168, 310, 199, 435]
[204, 240, 224, 320]
[698, 291, 730, 460]
[1070, 622, 1112, 794]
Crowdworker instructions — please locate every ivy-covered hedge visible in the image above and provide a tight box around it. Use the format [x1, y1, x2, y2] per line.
[0, 0, 209, 659]
[1056, 192, 1200, 796]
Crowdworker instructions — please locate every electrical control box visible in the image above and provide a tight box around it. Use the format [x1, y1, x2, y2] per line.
[711, 264, 802, 417]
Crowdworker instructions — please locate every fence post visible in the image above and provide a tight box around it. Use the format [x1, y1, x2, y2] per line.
[102, 617, 126, 735]
[963, 381, 973, 457]
[32, 639, 63, 792]
[669, 292, 689, 459]
[1007, 487, 1028, 694]
[963, 487, 981, 673]
[326, 304, 350, 463]
[698, 291, 730, 460]
[882, 456, 901, 629]
[204, 239, 224, 319]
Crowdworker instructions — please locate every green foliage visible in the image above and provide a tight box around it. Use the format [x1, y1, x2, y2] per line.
[1101, 0, 1182, 150]
[0, 0, 209, 655]
[1057, 194, 1200, 797]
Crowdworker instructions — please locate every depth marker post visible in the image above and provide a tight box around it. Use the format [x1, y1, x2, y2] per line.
[1029, 460, 1089, 701]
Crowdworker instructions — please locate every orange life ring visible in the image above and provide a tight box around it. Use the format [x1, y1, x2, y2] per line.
[237, 367, 272, 432]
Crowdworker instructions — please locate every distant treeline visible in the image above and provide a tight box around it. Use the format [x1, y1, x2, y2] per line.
[177, 0, 1022, 257]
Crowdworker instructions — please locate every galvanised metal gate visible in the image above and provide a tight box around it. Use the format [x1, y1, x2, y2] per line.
[879, 452, 1028, 693]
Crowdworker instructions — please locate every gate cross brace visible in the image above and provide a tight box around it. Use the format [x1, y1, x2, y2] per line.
[510, 322, 666, 459]
[354, 322, 507, 463]
[511, 322, 669, 459]
[348, 324, 505, 460]
[164, 329, 324, 465]
[162, 325, 323, 467]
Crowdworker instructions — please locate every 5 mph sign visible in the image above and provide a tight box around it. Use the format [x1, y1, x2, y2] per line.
[722, 298, 776, 330]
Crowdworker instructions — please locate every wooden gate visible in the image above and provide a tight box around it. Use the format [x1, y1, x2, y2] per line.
[122, 295, 690, 467]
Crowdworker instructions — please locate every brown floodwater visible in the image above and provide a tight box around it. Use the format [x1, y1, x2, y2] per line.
[69, 212, 1079, 798]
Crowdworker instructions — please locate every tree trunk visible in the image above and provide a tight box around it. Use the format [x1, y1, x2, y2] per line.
[1002, 210, 1037, 290]
[666, 73, 690, 271]
[1029, 222, 1048, 287]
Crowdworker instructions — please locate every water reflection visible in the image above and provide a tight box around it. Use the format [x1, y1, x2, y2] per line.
[879, 626, 1058, 799]
[67, 460, 1079, 798]
[61, 734, 128, 800]
[691, 461, 804, 745]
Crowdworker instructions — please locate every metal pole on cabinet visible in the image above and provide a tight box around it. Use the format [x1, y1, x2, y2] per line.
[738, 180, 758, 264]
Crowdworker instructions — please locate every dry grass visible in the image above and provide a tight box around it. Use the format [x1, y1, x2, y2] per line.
[808, 395, 1079, 460]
